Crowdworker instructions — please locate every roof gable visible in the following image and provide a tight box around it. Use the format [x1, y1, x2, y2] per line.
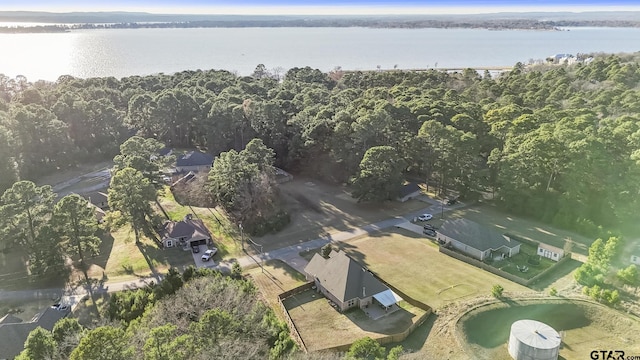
[176, 150, 214, 167]
[163, 219, 211, 240]
[438, 218, 520, 251]
[304, 250, 388, 302]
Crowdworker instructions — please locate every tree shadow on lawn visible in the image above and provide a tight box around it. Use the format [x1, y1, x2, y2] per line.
[266, 259, 307, 283]
[282, 289, 322, 310]
[529, 259, 581, 291]
[82, 230, 115, 271]
[386, 312, 437, 353]
[344, 306, 416, 335]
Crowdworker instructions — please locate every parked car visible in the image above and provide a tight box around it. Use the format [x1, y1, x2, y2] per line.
[446, 197, 458, 205]
[191, 245, 200, 253]
[423, 228, 436, 237]
[423, 224, 436, 231]
[201, 248, 217, 262]
[52, 304, 69, 312]
[417, 213, 433, 221]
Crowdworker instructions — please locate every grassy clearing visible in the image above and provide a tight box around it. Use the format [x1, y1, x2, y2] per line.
[284, 289, 427, 352]
[458, 299, 640, 360]
[155, 187, 243, 258]
[255, 178, 428, 251]
[448, 204, 593, 257]
[83, 225, 193, 283]
[340, 229, 531, 309]
[247, 260, 307, 319]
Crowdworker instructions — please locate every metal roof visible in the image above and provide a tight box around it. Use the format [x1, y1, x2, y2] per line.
[511, 320, 561, 349]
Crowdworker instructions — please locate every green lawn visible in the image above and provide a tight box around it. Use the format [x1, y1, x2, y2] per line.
[84, 225, 193, 282]
[493, 243, 556, 280]
[458, 299, 640, 360]
[340, 229, 531, 309]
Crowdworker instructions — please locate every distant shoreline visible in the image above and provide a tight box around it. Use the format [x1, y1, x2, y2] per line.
[1, 18, 640, 34]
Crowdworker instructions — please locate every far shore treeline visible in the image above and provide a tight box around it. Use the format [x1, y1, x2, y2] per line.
[3, 11, 640, 33]
[1, 54, 640, 237]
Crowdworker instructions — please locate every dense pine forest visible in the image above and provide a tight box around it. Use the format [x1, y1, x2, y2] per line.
[1, 53, 640, 237]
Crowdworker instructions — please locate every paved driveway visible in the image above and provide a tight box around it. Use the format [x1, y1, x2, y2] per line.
[191, 244, 217, 268]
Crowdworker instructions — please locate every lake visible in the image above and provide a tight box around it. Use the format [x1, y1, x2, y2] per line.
[1, 26, 639, 81]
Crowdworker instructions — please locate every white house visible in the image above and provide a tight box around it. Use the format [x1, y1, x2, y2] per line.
[537, 243, 564, 262]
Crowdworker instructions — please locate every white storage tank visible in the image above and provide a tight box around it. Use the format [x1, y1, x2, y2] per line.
[508, 320, 561, 360]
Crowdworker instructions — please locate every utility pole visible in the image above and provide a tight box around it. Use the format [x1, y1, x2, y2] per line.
[239, 223, 244, 252]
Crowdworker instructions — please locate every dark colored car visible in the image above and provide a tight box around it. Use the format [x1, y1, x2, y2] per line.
[423, 228, 436, 237]
[191, 245, 200, 253]
[446, 197, 458, 205]
[423, 224, 436, 231]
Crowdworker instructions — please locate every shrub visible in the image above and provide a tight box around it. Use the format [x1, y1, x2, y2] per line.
[549, 287, 558, 296]
[321, 244, 333, 258]
[491, 284, 504, 298]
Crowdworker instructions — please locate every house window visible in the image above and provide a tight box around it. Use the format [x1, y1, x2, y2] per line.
[166, 240, 173, 247]
[538, 248, 543, 253]
[553, 253, 558, 258]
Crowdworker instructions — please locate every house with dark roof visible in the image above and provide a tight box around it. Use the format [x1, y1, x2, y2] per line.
[160, 217, 212, 249]
[304, 250, 401, 312]
[436, 218, 520, 261]
[0, 308, 66, 359]
[176, 150, 214, 173]
[397, 182, 421, 202]
[84, 191, 109, 210]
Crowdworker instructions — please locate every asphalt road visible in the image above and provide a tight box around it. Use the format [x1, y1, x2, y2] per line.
[0, 198, 464, 308]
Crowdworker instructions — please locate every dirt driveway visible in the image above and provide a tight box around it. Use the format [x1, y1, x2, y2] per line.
[255, 177, 428, 251]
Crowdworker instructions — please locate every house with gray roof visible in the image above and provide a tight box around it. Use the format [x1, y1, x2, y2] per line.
[175, 150, 214, 173]
[0, 308, 66, 359]
[160, 217, 212, 249]
[437, 218, 520, 261]
[304, 250, 400, 312]
[397, 182, 421, 202]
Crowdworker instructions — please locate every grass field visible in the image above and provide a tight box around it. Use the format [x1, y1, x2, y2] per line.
[458, 299, 640, 360]
[284, 289, 428, 351]
[155, 187, 244, 258]
[246, 260, 307, 319]
[340, 229, 531, 309]
[255, 178, 428, 252]
[81, 226, 193, 283]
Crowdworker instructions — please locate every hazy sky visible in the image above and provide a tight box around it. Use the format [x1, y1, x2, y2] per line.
[3, 0, 640, 14]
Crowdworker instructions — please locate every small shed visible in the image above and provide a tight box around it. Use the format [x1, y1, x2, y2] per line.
[537, 243, 564, 262]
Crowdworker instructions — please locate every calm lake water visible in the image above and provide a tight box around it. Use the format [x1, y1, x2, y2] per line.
[1, 26, 639, 81]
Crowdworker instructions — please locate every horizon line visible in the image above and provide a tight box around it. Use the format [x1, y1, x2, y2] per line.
[4, 5, 640, 16]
